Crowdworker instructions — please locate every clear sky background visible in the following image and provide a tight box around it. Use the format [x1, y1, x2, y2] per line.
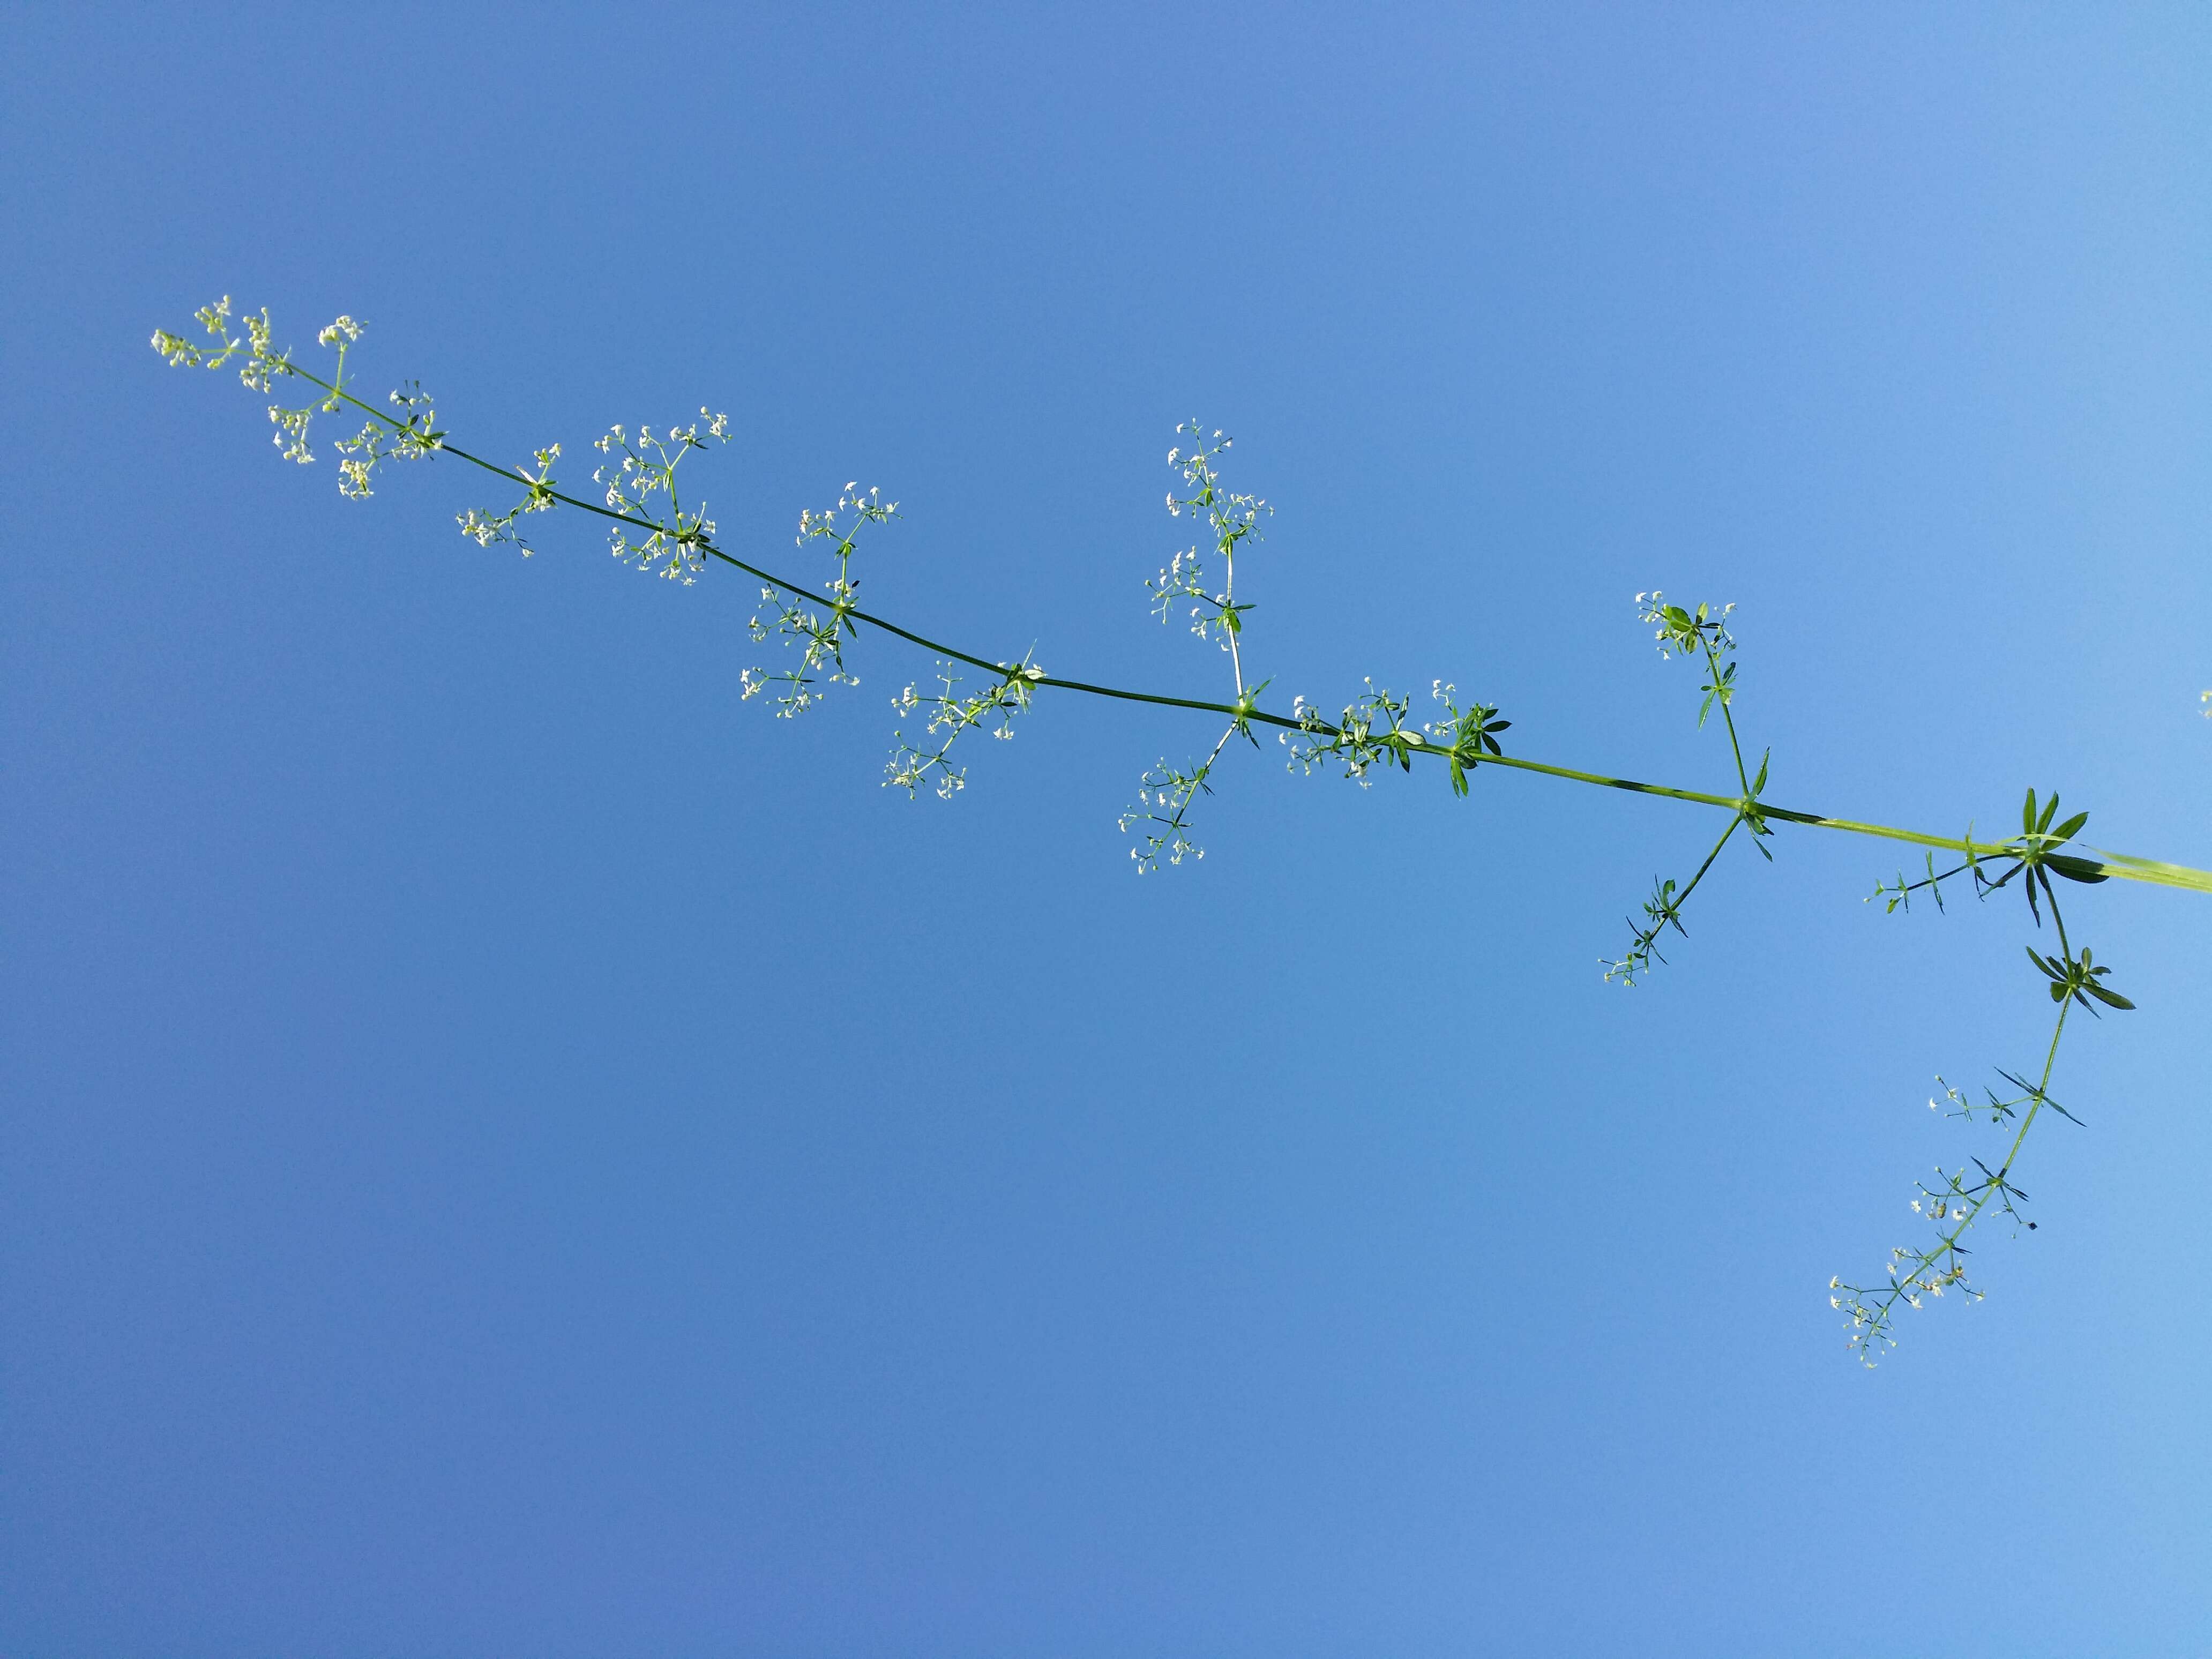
[5, 5, 2210, 1653]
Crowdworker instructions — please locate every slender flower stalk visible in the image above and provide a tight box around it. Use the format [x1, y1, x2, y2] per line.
[153, 300, 2212, 1362]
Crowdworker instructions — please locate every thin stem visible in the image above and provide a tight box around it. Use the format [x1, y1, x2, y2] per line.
[1703, 637, 1752, 797]
[271, 354, 2212, 898]
[1224, 543, 1246, 701]
[1850, 996, 2071, 1343]
[1674, 812, 1745, 914]
[1171, 720, 1240, 842]
[1953, 1005, 2064, 1250]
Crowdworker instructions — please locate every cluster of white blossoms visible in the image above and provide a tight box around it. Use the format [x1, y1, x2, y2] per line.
[1282, 678, 1423, 784]
[745, 483, 898, 718]
[1829, 1065, 2062, 1363]
[1119, 427, 1280, 870]
[1119, 749, 1223, 872]
[1601, 876, 1690, 988]
[593, 413, 732, 584]
[339, 382, 444, 500]
[1636, 590, 1737, 663]
[884, 656, 1043, 799]
[455, 443, 560, 551]
[1148, 422, 1270, 659]
[151, 295, 273, 390]
[153, 299, 440, 489]
[261, 312, 356, 465]
[1132, 434, 1512, 870]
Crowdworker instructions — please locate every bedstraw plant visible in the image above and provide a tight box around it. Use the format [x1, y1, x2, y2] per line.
[152, 299, 2212, 1365]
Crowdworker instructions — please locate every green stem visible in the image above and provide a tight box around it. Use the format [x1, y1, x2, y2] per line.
[1673, 812, 1744, 915]
[1702, 637, 1753, 796]
[271, 354, 2212, 898]
[1948, 1002, 2066, 1258]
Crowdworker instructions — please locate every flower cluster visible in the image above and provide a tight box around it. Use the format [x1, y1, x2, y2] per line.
[1120, 742, 1230, 872]
[1601, 877, 1687, 987]
[1117, 430, 1276, 864]
[885, 657, 1043, 798]
[151, 295, 267, 383]
[1841, 803, 2134, 1362]
[1832, 1099, 2044, 1367]
[152, 298, 445, 488]
[1636, 590, 1736, 663]
[1425, 680, 1511, 797]
[269, 316, 371, 464]
[1637, 589, 1744, 731]
[339, 382, 444, 499]
[1149, 421, 1270, 669]
[741, 483, 896, 717]
[1283, 680, 1426, 783]
[593, 413, 732, 584]
[457, 443, 561, 553]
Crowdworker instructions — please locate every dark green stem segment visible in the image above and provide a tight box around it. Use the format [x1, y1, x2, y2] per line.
[279, 356, 2212, 899]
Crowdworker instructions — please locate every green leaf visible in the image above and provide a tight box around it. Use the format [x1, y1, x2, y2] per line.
[2046, 854, 2109, 885]
[2085, 982, 2136, 1011]
[2051, 811, 2089, 844]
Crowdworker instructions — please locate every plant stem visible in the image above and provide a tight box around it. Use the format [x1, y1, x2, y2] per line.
[275, 355, 2212, 898]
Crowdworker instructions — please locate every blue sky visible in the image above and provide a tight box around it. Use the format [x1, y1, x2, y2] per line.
[5, 4, 2211, 1652]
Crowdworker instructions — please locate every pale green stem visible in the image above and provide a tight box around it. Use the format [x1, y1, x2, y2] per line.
[1702, 636, 1753, 797]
